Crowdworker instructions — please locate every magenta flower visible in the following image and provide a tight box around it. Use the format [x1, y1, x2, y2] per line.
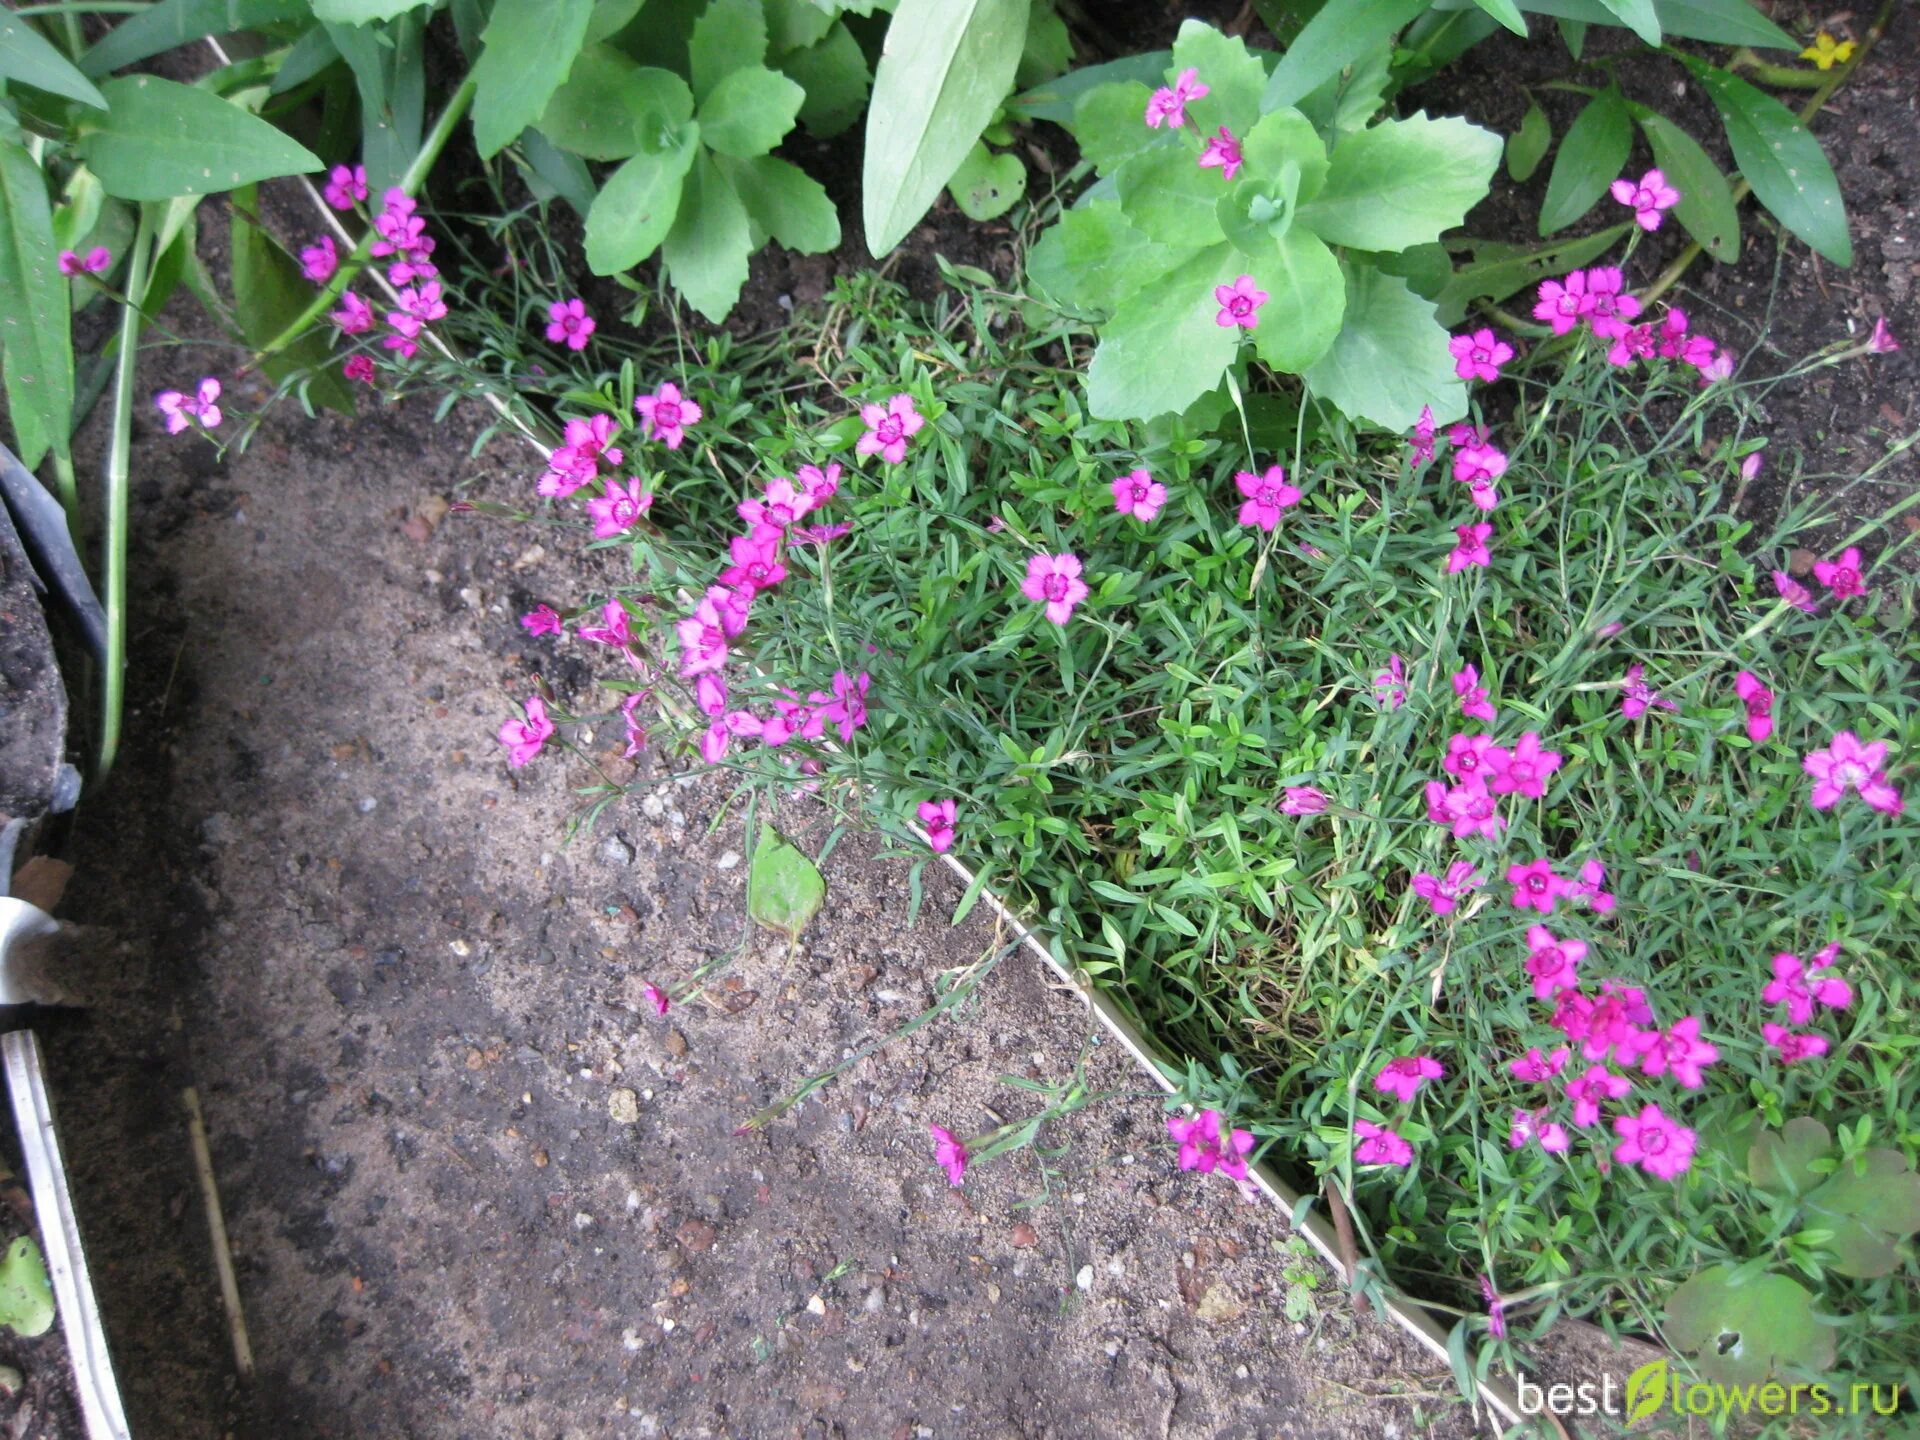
[1410, 860, 1482, 916]
[577, 597, 633, 651]
[520, 604, 565, 638]
[1447, 522, 1493, 573]
[342, 355, 376, 386]
[856, 393, 924, 465]
[1698, 350, 1735, 385]
[1565, 1065, 1631, 1127]
[643, 982, 670, 1017]
[497, 694, 554, 768]
[1761, 1024, 1830, 1065]
[1481, 1275, 1508, 1339]
[1373, 1055, 1444, 1104]
[1606, 322, 1658, 369]
[1811, 546, 1867, 601]
[1572, 859, 1617, 915]
[1582, 267, 1642, 340]
[1280, 786, 1328, 816]
[1656, 308, 1718, 369]
[739, 475, 814, 532]
[1449, 328, 1514, 384]
[1612, 1103, 1696, 1180]
[1352, 1119, 1413, 1168]
[587, 476, 653, 539]
[1523, 923, 1586, 999]
[1451, 443, 1507, 512]
[1738, 450, 1764, 483]
[917, 798, 957, 854]
[546, 297, 595, 351]
[299, 235, 338, 284]
[1510, 860, 1573, 916]
[1508, 1046, 1570, 1083]
[541, 414, 624, 497]
[57, 246, 111, 277]
[154, 377, 222, 434]
[330, 291, 375, 336]
[635, 381, 702, 450]
[721, 531, 788, 592]
[1021, 552, 1089, 625]
[1487, 732, 1561, 799]
[1168, 1109, 1256, 1181]
[1772, 570, 1819, 613]
[1409, 405, 1437, 467]
[1509, 1107, 1571, 1155]
[675, 599, 729, 678]
[323, 163, 368, 211]
[1373, 652, 1406, 711]
[1234, 464, 1300, 531]
[695, 674, 729, 718]
[1620, 664, 1676, 720]
[1610, 168, 1680, 230]
[1452, 665, 1496, 724]
[1111, 468, 1167, 522]
[381, 320, 420, 361]
[1763, 952, 1852, 1024]
[929, 1124, 969, 1186]
[1733, 671, 1774, 743]
[397, 280, 447, 324]
[826, 669, 871, 741]
[1442, 733, 1498, 786]
[1572, 982, 1654, 1061]
[1144, 67, 1208, 129]
[619, 693, 648, 759]
[1868, 317, 1899, 354]
[792, 522, 851, 547]
[1424, 778, 1503, 840]
[706, 582, 754, 638]
[796, 462, 842, 508]
[1629, 1016, 1718, 1088]
[1533, 269, 1595, 335]
[1197, 126, 1243, 181]
[763, 691, 830, 747]
[1214, 274, 1268, 331]
[1804, 730, 1903, 814]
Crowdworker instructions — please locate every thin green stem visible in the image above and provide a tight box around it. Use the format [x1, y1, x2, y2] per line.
[98, 210, 155, 779]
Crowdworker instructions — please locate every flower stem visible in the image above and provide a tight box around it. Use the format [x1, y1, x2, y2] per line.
[98, 209, 155, 779]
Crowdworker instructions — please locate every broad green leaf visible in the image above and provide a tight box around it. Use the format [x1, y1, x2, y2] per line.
[1116, 144, 1228, 247]
[229, 191, 354, 415]
[695, 65, 803, 159]
[1663, 1267, 1833, 1386]
[519, 129, 596, 216]
[1470, 0, 1528, 35]
[765, 0, 835, 52]
[1375, 239, 1450, 298]
[0, 1238, 52, 1338]
[1805, 1149, 1920, 1279]
[717, 153, 840, 252]
[584, 121, 698, 273]
[662, 150, 754, 321]
[779, 22, 870, 138]
[1595, 0, 1659, 43]
[1293, 43, 1390, 136]
[1748, 1117, 1829, 1194]
[1086, 245, 1241, 421]
[269, 25, 341, 96]
[1263, 0, 1430, 110]
[861, 0, 1030, 256]
[1636, 111, 1738, 263]
[587, 0, 647, 45]
[1506, 100, 1550, 182]
[1689, 60, 1850, 266]
[1240, 106, 1327, 201]
[1431, 225, 1627, 325]
[471, 0, 594, 159]
[1016, 0, 1072, 89]
[1010, 49, 1169, 125]
[1538, 86, 1629, 234]
[1071, 82, 1167, 175]
[689, 0, 767, 103]
[309, 0, 433, 20]
[0, 13, 107, 108]
[1168, 19, 1264, 138]
[1303, 267, 1465, 430]
[747, 825, 826, 939]
[79, 0, 309, 78]
[542, 55, 693, 162]
[1245, 227, 1344, 373]
[1503, 0, 1793, 47]
[1025, 203, 1176, 314]
[947, 142, 1025, 221]
[0, 136, 74, 470]
[1294, 111, 1500, 251]
[80, 76, 321, 201]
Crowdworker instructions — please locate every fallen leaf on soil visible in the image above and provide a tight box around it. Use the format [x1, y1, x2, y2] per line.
[1195, 1283, 1245, 1324]
[723, 989, 759, 1014]
[665, 1030, 688, 1059]
[675, 1219, 717, 1253]
[1009, 1223, 1038, 1248]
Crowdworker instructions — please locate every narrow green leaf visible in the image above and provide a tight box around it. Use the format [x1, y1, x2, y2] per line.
[1303, 266, 1466, 430]
[1470, 0, 1529, 36]
[662, 150, 754, 321]
[583, 122, 697, 273]
[1506, 100, 1550, 182]
[1507, 0, 1793, 47]
[1295, 111, 1501, 251]
[471, 0, 594, 160]
[0, 12, 108, 108]
[717, 153, 841, 252]
[688, 0, 767, 103]
[747, 825, 826, 939]
[519, 129, 597, 216]
[0, 136, 74, 469]
[79, 0, 310, 79]
[309, 0, 434, 21]
[1594, 0, 1659, 44]
[1538, 86, 1630, 235]
[1263, 0, 1430, 110]
[321, 17, 422, 198]
[1636, 111, 1738, 263]
[695, 65, 803, 159]
[1689, 60, 1850, 266]
[1009, 49, 1169, 126]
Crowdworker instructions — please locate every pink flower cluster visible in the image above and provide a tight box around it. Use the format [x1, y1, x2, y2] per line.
[1760, 945, 1851, 1063]
[321, 186, 449, 372]
[154, 377, 222, 435]
[1532, 265, 1728, 382]
[1168, 1108, 1256, 1183]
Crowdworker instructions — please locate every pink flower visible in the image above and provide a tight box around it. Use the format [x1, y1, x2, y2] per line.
[1761, 1023, 1830, 1065]
[721, 531, 788, 592]
[1510, 1107, 1571, 1154]
[1410, 860, 1482, 916]
[342, 354, 376, 385]
[1168, 1109, 1256, 1181]
[1572, 859, 1617, 915]
[643, 982, 670, 1017]
[1581, 267, 1642, 340]
[1409, 406, 1437, 467]
[1214, 274, 1268, 330]
[1481, 1275, 1508, 1339]
[299, 235, 338, 284]
[917, 798, 957, 854]
[1509, 860, 1573, 916]
[1772, 570, 1819, 613]
[694, 673, 729, 718]
[1144, 67, 1208, 129]
[1565, 1064, 1631, 1126]
[1606, 322, 1658, 369]
[1111, 468, 1166, 522]
[619, 693, 648, 758]
[1451, 443, 1507, 511]
[587, 476, 653, 539]
[1656, 308, 1718, 369]
[1507, 1046, 1570, 1083]
[520, 604, 565, 638]
[1447, 523, 1493, 573]
[1352, 1119, 1413, 1168]
[1373, 652, 1406, 711]
[577, 598, 633, 650]
[1523, 923, 1586, 999]
[929, 1124, 968, 1186]
[675, 599, 729, 678]
[1280, 785, 1328, 816]
[1442, 732, 1499, 785]
[1424, 778, 1503, 840]
[856, 393, 924, 465]
[1197, 126, 1243, 181]
[1734, 671, 1774, 743]
[1811, 546, 1867, 600]
[322, 163, 368, 211]
[154, 377, 222, 434]
[1449, 328, 1514, 383]
[540, 414, 624, 497]
[1373, 1055, 1444, 1104]
[545, 297, 595, 351]
[381, 319, 420, 361]
[1234, 464, 1300, 531]
[1610, 168, 1680, 230]
[1698, 350, 1735, 385]
[397, 280, 447, 324]
[796, 462, 842, 508]
[1629, 1016, 1718, 1088]
[1867, 317, 1899, 354]
[1611, 1103, 1696, 1180]
[1620, 663, 1676, 720]
[825, 669, 871, 741]
[330, 291, 375, 335]
[57, 246, 111, 277]
[1452, 665, 1496, 723]
[740, 476, 814, 532]
[792, 522, 851, 547]
[635, 381, 702, 450]
[1021, 552, 1089, 625]
[1533, 269, 1595, 336]
[705, 583, 754, 638]
[1738, 450, 1764, 483]
[1804, 731, 1903, 814]
[1487, 731, 1561, 799]
[497, 694, 554, 768]
[1572, 981, 1654, 1061]
[764, 691, 831, 748]
[1763, 952, 1852, 1024]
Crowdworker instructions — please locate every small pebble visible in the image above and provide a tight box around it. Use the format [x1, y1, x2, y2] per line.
[716, 850, 741, 870]
[806, 1294, 826, 1317]
[608, 1088, 640, 1123]
[863, 1287, 885, 1313]
[1075, 1265, 1094, 1292]
[356, 796, 378, 813]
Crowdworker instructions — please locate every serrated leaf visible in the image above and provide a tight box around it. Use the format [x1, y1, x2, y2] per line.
[1295, 111, 1500, 251]
[0, 136, 74, 470]
[717, 153, 840, 252]
[1070, 82, 1167, 174]
[696, 65, 803, 158]
[1507, 100, 1550, 182]
[689, 0, 767, 103]
[748, 826, 826, 939]
[471, 0, 594, 159]
[947, 142, 1025, 221]
[541, 51, 694, 161]
[0, 12, 107, 107]
[1263, 0, 1430, 110]
[1539, 86, 1630, 234]
[1637, 111, 1739, 262]
[1116, 144, 1228, 246]
[1246, 226, 1344, 373]
[1303, 266, 1466, 430]
[779, 22, 870, 138]
[1025, 203, 1175, 313]
[1689, 60, 1850, 266]
[1086, 244, 1241, 421]
[1169, 19, 1265, 138]
[79, 0, 309, 79]
[0, 1237, 52, 1338]
[1663, 1267, 1832, 1386]
[662, 150, 754, 321]
[1016, 0, 1072, 89]
[584, 122, 698, 273]
[765, 0, 836, 52]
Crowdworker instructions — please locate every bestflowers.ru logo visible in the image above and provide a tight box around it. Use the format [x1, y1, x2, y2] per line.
[1515, 1360, 1904, 1427]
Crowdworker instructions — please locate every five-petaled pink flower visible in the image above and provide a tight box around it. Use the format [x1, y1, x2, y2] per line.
[1234, 464, 1299, 531]
[857, 393, 924, 465]
[1021, 552, 1090, 625]
[1610, 168, 1681, 230]
[827, 669, 871, 741]
[299, 235, 338, 284]
[1533, 269, 1595, 335]
[1281, 786, 1327, 816]
[1620, 663, 1676, 720]
[1565, 1065, 1631, 1126]
[721, 531, 787, 592]
[1612, 1103, 1696, 1179]
[1698, 350, 1735, 385]
[929, 1124, 968, 1186]
[1452, 665, 1496, 723]
[1197, 127, 1243, 181]
[546, 297, 596, 351]
[739, 475, 813, 532]
[1448, 522, 1493, 573]
[1628, 1016, 1718, 1088]
[1409, 406, 1437, 467]
[1572, 859, 1617, 915]
[1804, 730, 1903, 814]
[1508, 1046, 1570, 1083]
[323, 163, 368, 211]
[643, 982, 670, 1017]
[1449, 328, 1514, 384]
[1374, 653, 1406, 711]
[1510, 860, 1573, 916]
[675, 599, 729, 677]
[343, 355, 376, 386]
[635, 381, 702, 450]
[1425, 778, 1503, 840]
[1867, 317, 1899, 354]
[497, 694, 554, 768]
[1353, 1119, 1413, 1167]
[1510, 1107, 1571, 1154]
[1411, 860, 1482, 916]
[1582, 267, 1642, 340]
[917, 798, 958, 853]
[1523, 923, 1586, 999]
[1145, 67, 1208, 129]
[1214, 274, 1268, 331]
[331, 291, 375, 335]
[1451, 443, 1508, 512]
[1168, 1109, 1256, 1180]
[1763, 951, 1852, 1024]
[1734, 671, 1774, 743]
[1488, 731, 1561, 799]
[154, 377, 222, 434]
[1772, 570, 1818, 614]
[1111, 468, 1167, 522]
[587, 476, 653, 539]
[57, 247, 111, 277]
[520, 604, 565, 638]
[1761, 1023, 1829, 1065]
[1811, 546, 1867, 601]
[1373, 1055, 1444, 1104]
